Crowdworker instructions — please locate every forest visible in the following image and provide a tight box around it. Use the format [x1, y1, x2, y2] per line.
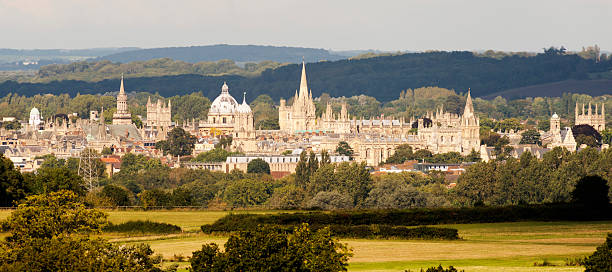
[1, 48, 610, 101]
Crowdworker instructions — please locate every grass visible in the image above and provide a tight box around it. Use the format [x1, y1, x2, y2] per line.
[1, 209, 609, 271]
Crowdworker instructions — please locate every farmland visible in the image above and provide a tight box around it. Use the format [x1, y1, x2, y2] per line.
[0, 209, 609, 271]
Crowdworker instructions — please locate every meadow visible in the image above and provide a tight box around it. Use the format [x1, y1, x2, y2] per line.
[1, 209, 609, 271]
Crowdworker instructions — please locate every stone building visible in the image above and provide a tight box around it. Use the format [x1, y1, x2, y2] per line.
[278, 61, 317, 133]
[575, 102, 605, 131]
[198, 83, 255, 139]
[544, 113, 576, 151]
[112, 75, 132, 125]
[146, 97, 171, 128]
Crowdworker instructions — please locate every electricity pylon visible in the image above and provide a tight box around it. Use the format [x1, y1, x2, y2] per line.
[78, 148, 100, 192]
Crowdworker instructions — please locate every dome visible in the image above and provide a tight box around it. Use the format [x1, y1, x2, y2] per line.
[236, 92, 252, 114]
[29, 107, 41, 126]
[209, 82, 238, 114]
[551, 113, 559, 119]
[30, 107, 40, 117]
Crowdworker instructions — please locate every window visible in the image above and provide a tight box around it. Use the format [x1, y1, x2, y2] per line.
[223, 117, 227, 123]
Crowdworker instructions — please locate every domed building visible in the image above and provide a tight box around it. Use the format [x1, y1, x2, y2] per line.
[199, 82, 254, 136]
[29, 107, 41, 126]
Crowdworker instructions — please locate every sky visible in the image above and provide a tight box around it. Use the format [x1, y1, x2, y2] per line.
[1, 0, 611, 52]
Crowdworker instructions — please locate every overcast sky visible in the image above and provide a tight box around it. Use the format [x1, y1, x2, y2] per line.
[1, 0, 610, 52]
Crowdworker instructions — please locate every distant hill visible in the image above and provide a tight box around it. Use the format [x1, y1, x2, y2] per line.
[1, 51, 611, 102]
[483, 79, 612, 99]
[0, 47, 139, 70]
[96, 44, 347, 63]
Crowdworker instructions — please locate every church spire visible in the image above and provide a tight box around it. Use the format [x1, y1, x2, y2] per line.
[299, 60, 308, 99]
[119, 73, 125, 95]
[463, 88, 474, 117]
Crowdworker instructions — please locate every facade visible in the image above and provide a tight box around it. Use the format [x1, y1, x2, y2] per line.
[146, 97, 172, 128]
[546, 113, 576, 151]
[112, 75, 132, 125]
[29, 107, 41, 126]
[196, 83, 256, 139]
[575, 102, 605, 131]
[278, 62, 317, 133]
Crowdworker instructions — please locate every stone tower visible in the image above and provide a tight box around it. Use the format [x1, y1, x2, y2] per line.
[146, 97, 172, 128]
[460, 90, 480, 154]
[278, 61, 317, 133]
[112, 75, 132, 125]
[575, 102, 605, 131]
[235, 92, 255, 139]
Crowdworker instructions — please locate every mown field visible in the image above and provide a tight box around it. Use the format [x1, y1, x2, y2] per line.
[1, 209, 609, 272]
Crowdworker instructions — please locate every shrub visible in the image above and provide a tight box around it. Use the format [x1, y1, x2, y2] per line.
[99, 184, 132, 206]
[191, 224, 351, 272]
[246, 158, 270, 174]
[583, 233, 612, 272]
[103, 220, 181, 234]
[201, 204, 612, 233]
[571, 175, 610, 207]
[307, 191, 353, 210]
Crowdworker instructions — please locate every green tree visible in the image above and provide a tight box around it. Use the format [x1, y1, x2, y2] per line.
[0, 190, 164, 272]
[334, 162, 372, 207]
[571, 175, 610, 207]
[335, 141, 354, 158]
[267, 185, 306, 209]
[295, 151, 310, 187]
[190, 224, 351, 272]
[101, 146, 114, 155]
[0, 155, 28, 206]
[131, 114, 143, 128]
[30, 166, 86, 196]
[307, 151, 319, 174]
[583, 233, 612, 272]
[385, 144, 413, 164]
[214, 136, 233, 149]
[494, 118, 523, 132]
[194, 148, 241, 162]
[520, 129, 541, 145]
[572, 124, 602, 147]
[601, 129, 612, 145]
[99, 184, 132, 207]
[247, 158, 271, 174]
[156, 127, 196, 156]
[222, 179, 272, 207]
[139, 189, 172, 208]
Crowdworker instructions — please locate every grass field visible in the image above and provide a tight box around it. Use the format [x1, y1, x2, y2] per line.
[1, 209, 609, 271]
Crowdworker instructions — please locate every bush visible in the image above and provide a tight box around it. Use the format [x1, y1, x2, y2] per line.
[307, 190, 353, 210]
[328, 225, 458, 240]
[103, 220, 181, 234]
[201, 204, 612, 233]
[571, 175, 610, 207]
[99, 184, 132, 206]
[407, 265, 463, 272]
[192, 224, 351, 272]
[583, 233, 612, 271]
[246, 158, 270, 174]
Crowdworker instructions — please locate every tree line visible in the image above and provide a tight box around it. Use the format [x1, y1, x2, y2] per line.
[1, 50, 611, 101]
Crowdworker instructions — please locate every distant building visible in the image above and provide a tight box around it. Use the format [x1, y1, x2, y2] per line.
[575, 102, 605, 131]
[112, 75, 132, 125]
[146, 97, 172, 128]
[278, 61, 317, 133]
[29, 107, 41, 126]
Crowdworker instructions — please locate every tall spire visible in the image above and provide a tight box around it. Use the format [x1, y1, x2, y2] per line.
[463, 88, 474, 117]
[299, 61, 308, 99]
[119, 73, 125, 95]
[242, 91, 247, 105]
